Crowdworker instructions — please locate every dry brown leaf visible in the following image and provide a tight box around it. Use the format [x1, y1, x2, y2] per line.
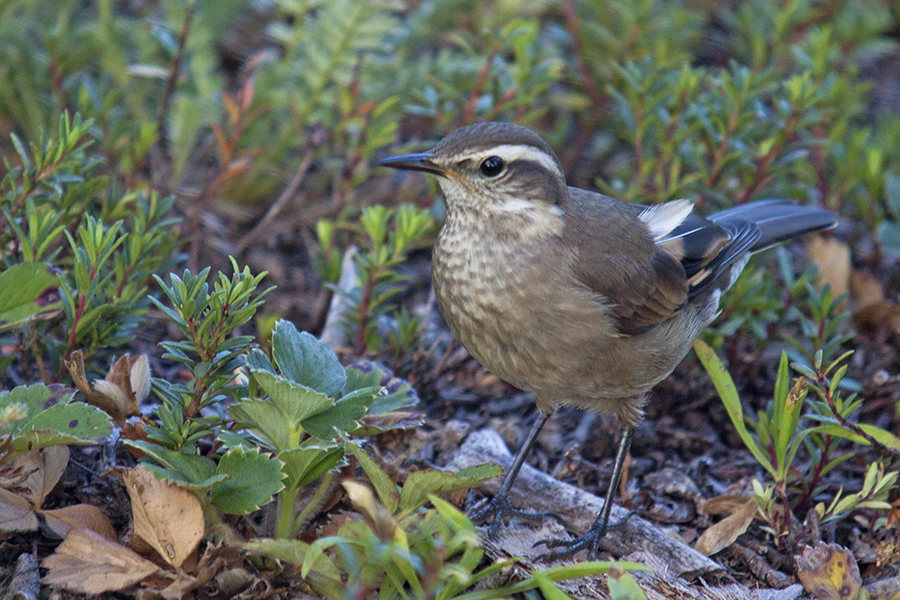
[808, 236, 851, 306]
[0, 447, 69, 533]
[694, 497, 757, 556]
[852, 302, 900, 337]
[700, 495, 753, 515]
[42, 528, 160, 594]
[796, 542, 861, 600]
[40, 445, 69, 501]
[66, 351, 150, 425]
[0, 487, 37, 532]
[124, 465, 204, 569]
[42, 504, 116, 540]
[850, 270, 884, 310]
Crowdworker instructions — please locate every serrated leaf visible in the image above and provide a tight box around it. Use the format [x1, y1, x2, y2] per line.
[399, 464, 502, 514]
[123, 440, 223, 490]
[0, 384, 112, 451]
[796, 543, 860, 600]
[0, 263, 62, 331]
[279, 440, 345, 491]
[229, 398, 294, 452]
[302, 386, 376, 439]
[252, 370, 335, 425]
[272, 321, 346, 395]
[210, 446, 285, 514]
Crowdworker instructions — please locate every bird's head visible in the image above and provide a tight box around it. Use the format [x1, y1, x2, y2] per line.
[378, 122, 568, 218]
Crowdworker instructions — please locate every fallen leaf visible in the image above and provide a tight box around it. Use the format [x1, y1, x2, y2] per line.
[0, 487, 37, 532]
[850, 271, 884, 310]
[695, 497, 757, 556]
[852, 302, 900, 337]
[700, 495, 753, 515]
[124, 465, 204, 569]
[808, 236, 851, 307]
[42, 504, 116, 540]
[42, 528, 160, 594]
[0, 447, 69, 533]
[39, 446, 69, 502]
[796, 542, 861, 600]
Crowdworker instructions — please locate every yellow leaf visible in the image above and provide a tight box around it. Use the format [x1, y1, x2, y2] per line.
[796, 543, 861, 600]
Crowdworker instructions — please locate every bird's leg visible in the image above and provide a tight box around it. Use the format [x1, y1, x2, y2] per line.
[470, 411, 570, 534]
[535, 427, 635, 560]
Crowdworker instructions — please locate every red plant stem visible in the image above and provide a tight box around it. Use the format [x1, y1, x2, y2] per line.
[356, 274, 374, 355]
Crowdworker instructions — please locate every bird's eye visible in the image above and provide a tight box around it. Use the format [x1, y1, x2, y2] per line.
[480, 156, 504, 177]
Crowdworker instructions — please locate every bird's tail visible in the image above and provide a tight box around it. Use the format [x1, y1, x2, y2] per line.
[709, 199, 838, 253]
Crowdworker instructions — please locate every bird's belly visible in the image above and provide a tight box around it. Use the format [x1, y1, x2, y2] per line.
[432, 229, 710, 424]
[434, 234, 656, 401]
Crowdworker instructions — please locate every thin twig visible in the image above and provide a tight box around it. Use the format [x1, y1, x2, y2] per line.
[562, 0, 606, 113]
[155, 5, 195, 163]
[819, 370, 900, 458]
[234, 143, 317, 254]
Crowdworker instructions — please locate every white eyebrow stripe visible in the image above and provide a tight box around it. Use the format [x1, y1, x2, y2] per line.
[456, 144, 563, 178]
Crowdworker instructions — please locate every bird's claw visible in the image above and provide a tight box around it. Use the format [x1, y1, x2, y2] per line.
[534, 510, 636, 561]
[470, 494, 570, 537]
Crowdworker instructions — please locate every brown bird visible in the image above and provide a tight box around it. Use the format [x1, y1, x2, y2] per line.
[379, 122, 837, 559]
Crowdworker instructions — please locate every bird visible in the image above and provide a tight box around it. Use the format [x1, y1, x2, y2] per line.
[378, 121, 838, 559]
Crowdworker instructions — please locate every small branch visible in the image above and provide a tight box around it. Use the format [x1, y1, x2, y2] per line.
[818, 370, 900, 458]
[562, 0, 606, 115]
[463, 39, 501, 125]
[234, 143, 317, 254]
[155, 4, 195, 162]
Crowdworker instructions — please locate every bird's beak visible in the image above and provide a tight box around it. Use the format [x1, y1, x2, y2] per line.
[377, 153, 444, 176]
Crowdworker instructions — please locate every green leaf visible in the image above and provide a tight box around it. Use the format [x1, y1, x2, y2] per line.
[302, 386, 377, 440]
[243, 538, 342, 583]
[210, 446, 286, 514]
[533, 572, 574, 600]
[607, 569, 649, 600]
[272, 321, 346, 395]
[279, 440, 345, 491]
[252, 370, 335, 425]
[346, 442, 400, 514]
[124, 440, 225, 490]
[693, 340, 775, 477]
[812, 423, 900, 451]
[0, 384, 112, 451]
[399, 464, 502, 514]
[229, 398, 295, 452]
[0, 263, 62, 331]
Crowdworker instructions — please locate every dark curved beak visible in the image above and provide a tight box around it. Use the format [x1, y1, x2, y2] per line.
[377, 153, 444, 176]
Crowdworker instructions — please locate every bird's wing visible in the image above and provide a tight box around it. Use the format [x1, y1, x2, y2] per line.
[564, 191, 691, 335]
[564, 191, 742, 335]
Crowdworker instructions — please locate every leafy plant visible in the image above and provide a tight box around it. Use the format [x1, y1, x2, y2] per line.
[0, 384, 112, 457]
[0, 112, 179, 385]
[142, 259, 271, 452]
[317, 203, 437, 357]
[247, 454, 649, 599]
[695, 341, 899, 546]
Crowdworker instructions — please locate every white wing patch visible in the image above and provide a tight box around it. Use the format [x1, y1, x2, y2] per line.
[639, 199, 694, 242]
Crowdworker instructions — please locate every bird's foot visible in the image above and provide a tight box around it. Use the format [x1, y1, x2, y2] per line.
[534, 510, 635, 561]
[470, 493, 570, 537]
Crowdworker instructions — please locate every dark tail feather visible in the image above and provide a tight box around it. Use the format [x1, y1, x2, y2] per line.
[709, 199, 838, 252]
